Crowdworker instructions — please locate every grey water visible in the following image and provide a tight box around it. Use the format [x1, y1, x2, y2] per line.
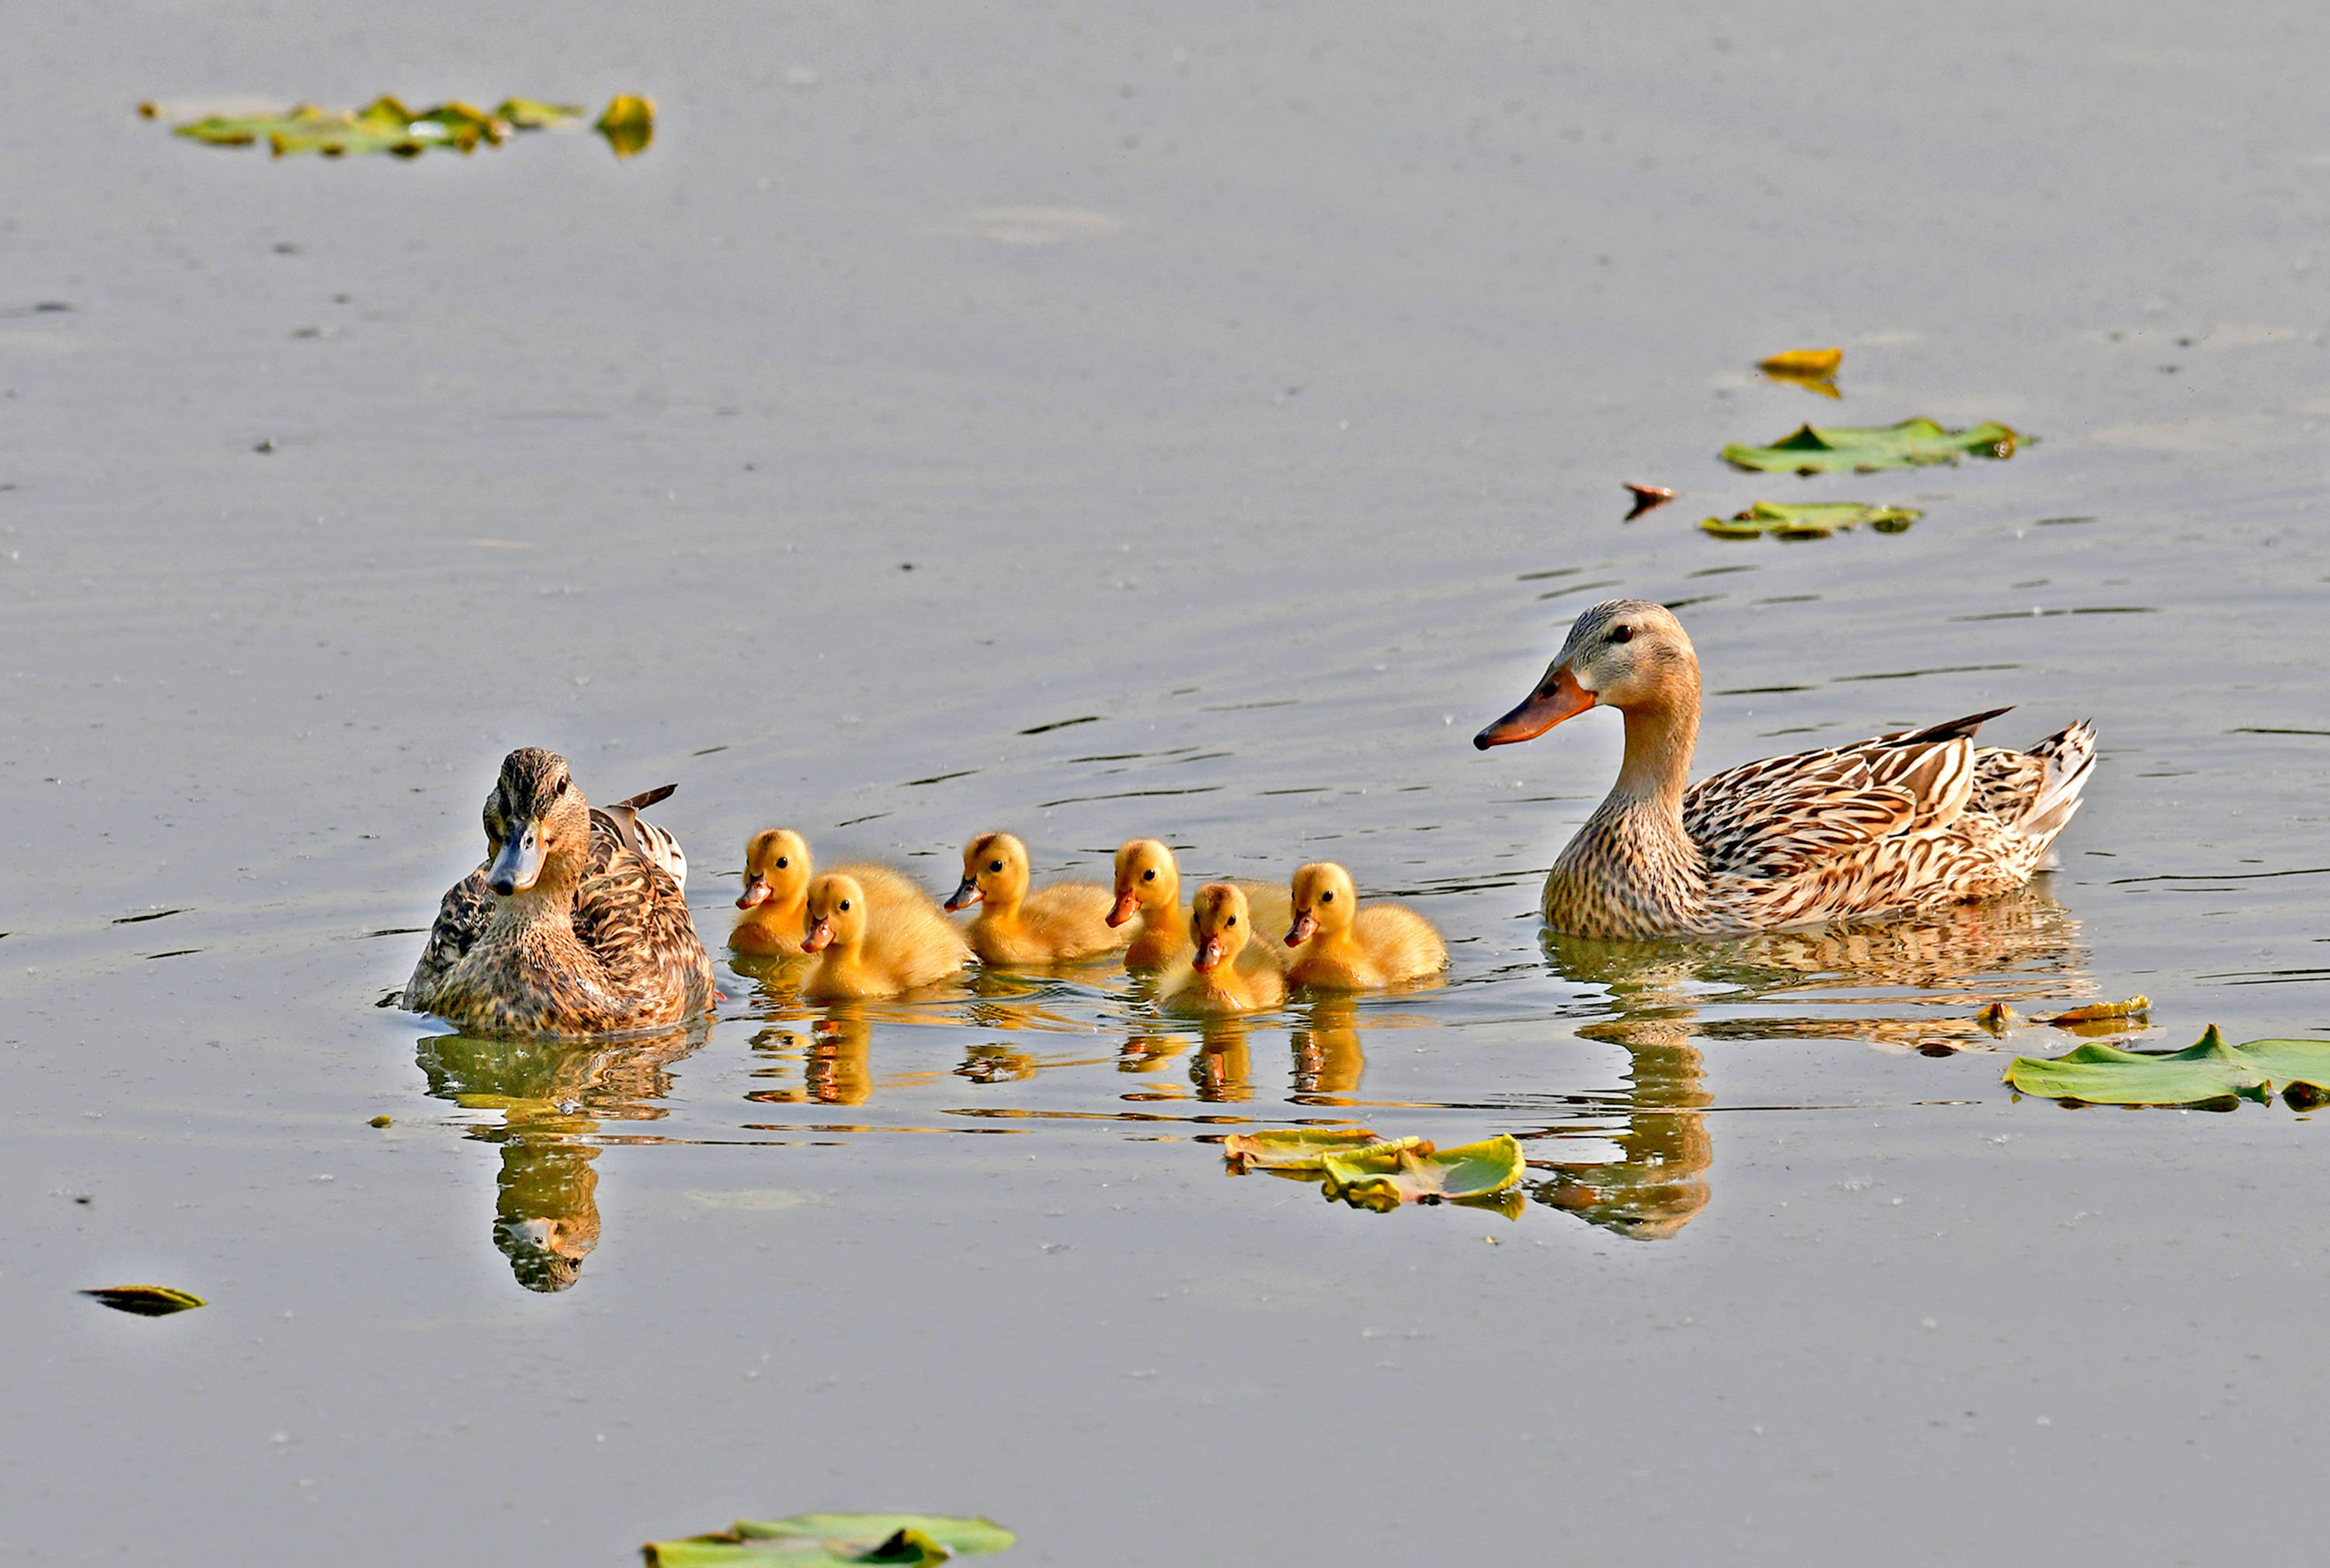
[5, 2, 2329, 1562]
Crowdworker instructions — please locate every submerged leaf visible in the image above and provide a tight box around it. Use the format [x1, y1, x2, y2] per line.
[1221, 1127, 1420, 1173]
[1722, 418, 2022, 475]
[1699, 501, 1922, 540]
[597, 94, 656, 159]
[642, 1514, 1014, 1566]
[82, 1285, 205, 1316]
[1320, 1135, 1526, 1212]
[2004, 1025, 2330, 1109]
[1974, 1002, 2019, 1034]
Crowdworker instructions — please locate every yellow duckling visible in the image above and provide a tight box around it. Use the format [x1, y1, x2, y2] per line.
[1108, 837, 1297, 972]
[945, 831, 1127, 965]
[1282, 861, 1448, 989]
[730, 827, 946, 959]
[1158, 884, 1286, 1015]
[799, 873, 972, 1000]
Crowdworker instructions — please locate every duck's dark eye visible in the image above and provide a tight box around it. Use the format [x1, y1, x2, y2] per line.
[1142, 868, 1156, 881]
[1226, 915, 1237, 927]
[775, 857, 789, 869]
[1320, 890, 1334, 902]
[988, 860, 1004, 874]
[839, 900, 850, 912]
[1609, 624, 1633, 644]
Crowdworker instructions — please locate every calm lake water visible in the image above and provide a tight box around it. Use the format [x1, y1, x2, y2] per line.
[6, 2, 2329, 1563]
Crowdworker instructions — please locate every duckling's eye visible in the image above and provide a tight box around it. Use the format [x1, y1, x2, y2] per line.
[1608, 624, 1633, 644]
[774, 857, 789, 869]
[1320, 890, 1334, 902]
[1226, 915, 1237, 927]
[1142, 868, 1156, 881]
[839, 899, 851, 912]
[988, 860, 1003, 873]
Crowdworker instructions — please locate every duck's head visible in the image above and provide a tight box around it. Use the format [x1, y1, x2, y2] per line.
[1110, 838, 1180, 926]
[1285, 860, 1357, 946]
[738, 828, 811, 911]
[801, 873, 867, 954]
[948, 832, 1028, 912]
[1189, 882, 1254, 973]
[1474, 599, 1696, 748]
[482, 748, 590, 897]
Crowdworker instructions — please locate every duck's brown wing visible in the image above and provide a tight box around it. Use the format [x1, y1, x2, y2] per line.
[1685, 728, 1980, 880]
[589, 784, 687, 890]
[402, 865, 494, 1010]
[572, 854, 715, 1020]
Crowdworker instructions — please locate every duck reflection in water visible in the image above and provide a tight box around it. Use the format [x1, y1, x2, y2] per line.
[1528, 881, 2089, 1240]
[415, 1024, 703, 1292]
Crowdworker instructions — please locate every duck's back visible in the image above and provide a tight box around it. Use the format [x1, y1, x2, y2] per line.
[1350, 903, 1448, 983]
[982, 881, 1123, 963]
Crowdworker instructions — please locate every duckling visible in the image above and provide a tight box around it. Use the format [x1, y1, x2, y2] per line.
[731, 827, 948, 959]
[1108, 838, 1298, 972]
[945, 831, 1128, 965]
[1157, 884, 1286, 1015]
[1282, 861, 1447, 989]
[800, 873, 972, 999]
[403, 748, 715, 1035]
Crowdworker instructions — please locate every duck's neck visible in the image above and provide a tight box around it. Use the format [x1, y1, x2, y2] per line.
[1612, 683, 1699, 813]
[495, 854, 584, 936]
[1547, 686, 1709, 937]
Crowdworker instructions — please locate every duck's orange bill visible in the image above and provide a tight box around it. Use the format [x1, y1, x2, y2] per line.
[802, 917, 835, 954]
[944, 878, 981, 912]
[1106, 892, 1140, 927]
[1474, 665, 1594, 749]
[736, 876, 772, 909]
[1192, 937, 1226, 973]
[1285, 912, 1318, 947]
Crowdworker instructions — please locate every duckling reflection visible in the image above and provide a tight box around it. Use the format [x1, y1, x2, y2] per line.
[1189, 1017, 1254, 1103]
[1290, 996, 1368, 1100]
[1527, 882, 2089, 1240]
[739, 1015, 874, 1107]
[414, 1024, 701, 1292]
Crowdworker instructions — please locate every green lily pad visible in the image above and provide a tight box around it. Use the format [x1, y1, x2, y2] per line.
[1220, 1128, 1422, 1173]
[1320, 1135, 1526, 1212]
[82, 1285, 205, 1316]
[1700, 501, 1923, 540]
[597, 94, 656, 159]
[496, 98, 587, 129]
[2004, 1025, 2330, 1109]
[1722, 418, 2022, 475]
[643, 1514, 1014, 1566]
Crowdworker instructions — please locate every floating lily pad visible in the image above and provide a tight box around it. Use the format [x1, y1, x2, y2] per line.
[1722, 418, 2022, 475]
[164, 95, 638, 159]
[642, 1514, 1014, 1566]
[596, 94, 656, 159]
[1758, 347, 1842, 398]
[2004, 1025, 2330, 1109]
[1320, 1135, 1527, 1213]
[1700, 501, 1923, 540]
[1220, 1128, 1422, 1174]
[82, 1285, 205, 1316]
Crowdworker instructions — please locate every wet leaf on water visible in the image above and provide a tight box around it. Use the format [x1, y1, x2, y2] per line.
[2040, 996, 2150, 1027]
[1623, 482, 1675, 520]
[368, 1114, 394, 1128]
[2004, 1025, 2330, 1109]
[1320, 1135, 1527, 1212]
[1700, 501, 1922, 540]
[1974, 1002, 2018, 1034]
[642, 1514, 1014, 1566]
[1722, 418, 2022, 475]
[496, 97, 587, 129]
[1758, 346, 1843, 398]
[597, 94, 655, 159]
[82, 1285, 205, 1316]
[1220, 1127, 1421, 1174]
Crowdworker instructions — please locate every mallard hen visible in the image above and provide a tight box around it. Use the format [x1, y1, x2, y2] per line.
[402, 748, 715, 1034]
[1475, 600, 2096, 938]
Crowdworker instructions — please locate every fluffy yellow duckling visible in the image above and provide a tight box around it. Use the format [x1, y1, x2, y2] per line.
[1108, 838, 1296, 972]
[730, 828, 943, 959]
[945, 831, 1127, 965]
[1282, 861, 1448, 989]
[1158, 884, 1286, 1015]
[799, 873, 972, 1000]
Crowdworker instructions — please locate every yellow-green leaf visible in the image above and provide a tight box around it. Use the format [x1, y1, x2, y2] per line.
[597, 94, 655, 159]
[1699, 501, 1922, 540]
[165, 96, 610, 159]
[2004, 1025, 2330, 1109]
[1320, 1135, 1526, 1212]
[643, 1514, 1014, 1566]
[1220, 1127, 1418, 1173]
[1722, 418, 2022, 475]
[82, 1285, 206, 1316]
[1758, 347, 1842, 398]
[496, 98, 586, 129]
[2040, 996, 2150, 1027]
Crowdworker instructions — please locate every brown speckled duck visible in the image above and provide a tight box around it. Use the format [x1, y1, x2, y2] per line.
[402, 748, 715, 1035]
[1476, 600, 2097, 938]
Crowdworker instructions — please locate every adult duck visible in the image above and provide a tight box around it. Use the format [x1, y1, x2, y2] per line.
[1475, 600, 2096, 938]
[402, 748, 716, 1034]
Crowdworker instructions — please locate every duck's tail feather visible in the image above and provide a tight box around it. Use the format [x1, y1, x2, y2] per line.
[2017, 720, 2098, 846]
